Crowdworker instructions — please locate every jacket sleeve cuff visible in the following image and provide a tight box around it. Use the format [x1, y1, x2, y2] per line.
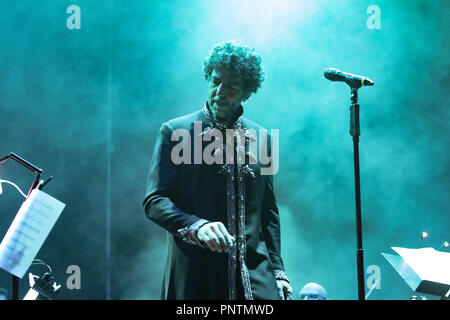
[274, 270, 290, 283]
[176, 219, 210, 248]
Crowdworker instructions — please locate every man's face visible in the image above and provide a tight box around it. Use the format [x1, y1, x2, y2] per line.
[207, 68, 249, 122]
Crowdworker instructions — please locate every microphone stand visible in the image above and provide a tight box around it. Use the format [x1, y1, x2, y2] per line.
[324, 68, 373, 300]
[0, 152, 44, 300]
[349, 88, 365, 300]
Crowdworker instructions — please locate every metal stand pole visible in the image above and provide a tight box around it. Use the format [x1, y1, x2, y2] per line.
[349, 89, 365, 300]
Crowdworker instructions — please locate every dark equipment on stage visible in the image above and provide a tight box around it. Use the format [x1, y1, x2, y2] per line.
[23, 259, 61, 300]
[324, 68, 374, 300]
[0, 152, 54, 300]
[383, 247, 450, 300]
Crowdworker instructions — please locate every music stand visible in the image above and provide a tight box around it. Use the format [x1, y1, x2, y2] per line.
[0, 152, 43, 300]
[382, 247, 450, 299]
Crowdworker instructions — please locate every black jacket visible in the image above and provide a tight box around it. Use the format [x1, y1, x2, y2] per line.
[143, 104, 286, 300]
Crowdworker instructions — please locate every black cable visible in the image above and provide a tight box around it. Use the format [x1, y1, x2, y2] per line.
[31, 259, 52, 274]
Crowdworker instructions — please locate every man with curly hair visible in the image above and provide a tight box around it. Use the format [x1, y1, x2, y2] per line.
[144, 40, 292, 300]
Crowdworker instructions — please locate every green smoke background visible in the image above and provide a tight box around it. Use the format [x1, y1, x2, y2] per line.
[0, 0, 448, 300]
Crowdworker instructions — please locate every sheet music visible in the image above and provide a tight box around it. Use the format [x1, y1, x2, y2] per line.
[0, 189, 65, 278]
[392, 247, 450, 285]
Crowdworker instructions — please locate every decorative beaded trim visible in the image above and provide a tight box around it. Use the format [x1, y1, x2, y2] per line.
[226, 163, 238, 300]
[201, 103, 256, 300]
[237, 162, 253, 300]
[242, 164, 255, 179]
[176, 219, 210, 248]
[274, 270, 290, 283]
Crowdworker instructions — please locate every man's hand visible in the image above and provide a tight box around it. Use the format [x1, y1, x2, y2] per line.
[197, 222, 235, 253]
[277, 280, 293, 300]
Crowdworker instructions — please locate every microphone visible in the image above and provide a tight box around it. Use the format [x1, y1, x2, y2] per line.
[324, 68, 374, 89]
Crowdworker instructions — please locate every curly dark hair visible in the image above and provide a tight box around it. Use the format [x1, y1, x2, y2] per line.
[203, 40, 265, 96]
